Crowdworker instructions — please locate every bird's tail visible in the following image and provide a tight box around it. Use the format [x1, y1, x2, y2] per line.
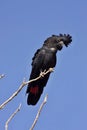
[27, 86, 43, 105]
[26, 73, 50, 105]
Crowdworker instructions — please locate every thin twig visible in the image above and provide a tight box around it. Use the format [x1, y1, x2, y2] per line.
[0, 74, 5, 79]
[5, 103, 21, 130]
[0, 68, 54, 109]
[29, 94, 48, 130]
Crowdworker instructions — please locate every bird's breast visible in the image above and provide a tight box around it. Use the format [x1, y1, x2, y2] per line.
[42, 51, 56, 70]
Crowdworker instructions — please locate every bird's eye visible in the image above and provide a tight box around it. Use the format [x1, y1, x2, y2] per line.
[58, 39, 61, 42]
[56, 39, 61, 43]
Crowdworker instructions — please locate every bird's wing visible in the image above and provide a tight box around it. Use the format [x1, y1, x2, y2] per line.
[26, 48, 51, 105]
[30, 48, 46, 80]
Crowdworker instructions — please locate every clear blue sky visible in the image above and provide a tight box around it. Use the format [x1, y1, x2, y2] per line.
[0, 0, 87, 130]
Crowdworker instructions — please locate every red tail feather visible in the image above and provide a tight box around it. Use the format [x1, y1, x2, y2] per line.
[30, 86, 39, 95]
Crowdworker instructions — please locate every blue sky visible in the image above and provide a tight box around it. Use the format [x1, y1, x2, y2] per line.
[0, 0, 87, 130]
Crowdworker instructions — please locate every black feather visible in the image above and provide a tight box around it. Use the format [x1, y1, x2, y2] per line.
[26, 34, 72, 105]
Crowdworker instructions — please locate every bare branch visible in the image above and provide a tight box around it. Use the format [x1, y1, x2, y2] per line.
[0, 68, 54, 109]
[0, 74, 5, 79]
[29, 94, 48, 130]
[5, 103, 21, 130]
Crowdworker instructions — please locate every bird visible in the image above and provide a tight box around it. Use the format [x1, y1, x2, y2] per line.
[26, 34, 72, 105]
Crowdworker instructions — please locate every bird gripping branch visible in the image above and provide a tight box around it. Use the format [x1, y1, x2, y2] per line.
[26, 34, 72, 105]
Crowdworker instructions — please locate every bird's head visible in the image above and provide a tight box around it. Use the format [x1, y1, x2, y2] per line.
[43, 34, 72, 51]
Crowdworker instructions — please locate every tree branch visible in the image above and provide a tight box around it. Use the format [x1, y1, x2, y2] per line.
[0, 68, 54, 109]
[29, 94, 48, 130]
[5, 103, 21, 130]
[0, 74, 5, 79]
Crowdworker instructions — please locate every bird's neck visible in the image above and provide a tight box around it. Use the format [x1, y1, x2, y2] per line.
[42, 46, 57, 53]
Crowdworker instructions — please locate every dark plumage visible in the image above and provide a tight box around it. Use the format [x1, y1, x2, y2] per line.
[26, 34, 72, 105]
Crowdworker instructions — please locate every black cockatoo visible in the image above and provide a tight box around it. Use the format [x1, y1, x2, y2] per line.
[26, 34, 72, 105]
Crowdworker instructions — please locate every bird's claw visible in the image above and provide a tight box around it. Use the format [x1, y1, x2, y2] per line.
[40, 70, 46, 77]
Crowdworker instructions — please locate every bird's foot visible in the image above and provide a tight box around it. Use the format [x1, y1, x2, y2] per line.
[40, 68, 54, 78]
[40, 69, 46, 77]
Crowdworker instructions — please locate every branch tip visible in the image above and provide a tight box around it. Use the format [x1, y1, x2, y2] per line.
[0, 74, 5, 79]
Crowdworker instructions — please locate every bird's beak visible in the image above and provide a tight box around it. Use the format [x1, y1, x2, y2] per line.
[57, 41, 64, 50]
[58, 41, 64, 46]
